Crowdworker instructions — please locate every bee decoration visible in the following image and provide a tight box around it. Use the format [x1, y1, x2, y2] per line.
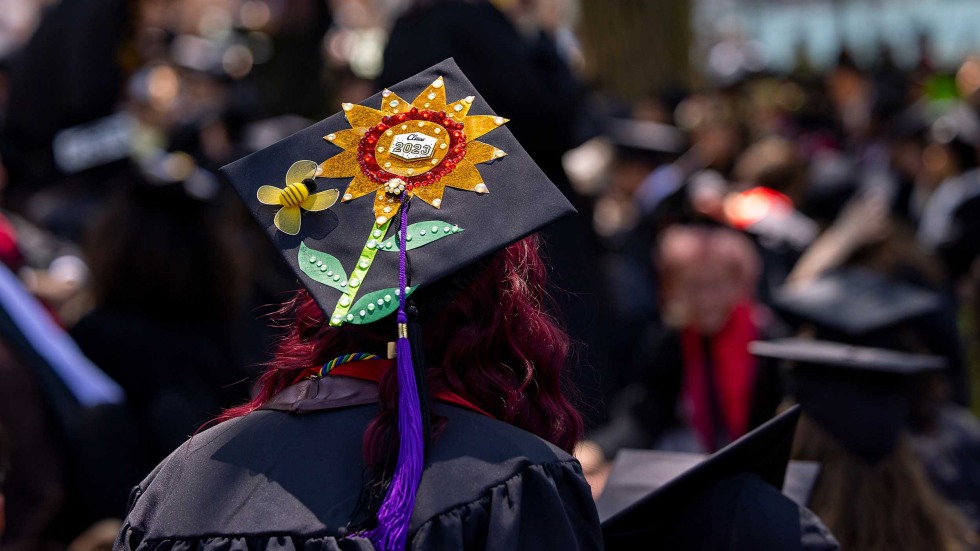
[257, 160, 340, 235]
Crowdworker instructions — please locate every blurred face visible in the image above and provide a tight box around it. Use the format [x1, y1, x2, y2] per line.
[672, 261, 742, 335]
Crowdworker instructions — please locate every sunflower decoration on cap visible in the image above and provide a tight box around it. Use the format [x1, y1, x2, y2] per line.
[313, 75, 509, 326]
[320, 75, 508, 223]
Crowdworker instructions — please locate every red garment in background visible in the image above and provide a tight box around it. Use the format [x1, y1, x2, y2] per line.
[0, 212, 24, 271]
[680, 301, 758, 452]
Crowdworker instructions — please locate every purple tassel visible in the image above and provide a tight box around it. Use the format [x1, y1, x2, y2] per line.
[365, 193, 424, 550]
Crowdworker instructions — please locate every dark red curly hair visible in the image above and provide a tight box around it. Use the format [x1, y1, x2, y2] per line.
[215, 234, 584, 456]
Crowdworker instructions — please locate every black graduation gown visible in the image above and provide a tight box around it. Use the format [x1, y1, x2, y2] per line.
[114, 377, 603, 550]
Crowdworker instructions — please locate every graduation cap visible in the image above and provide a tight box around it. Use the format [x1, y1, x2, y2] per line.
[771, 268, 941, 339]
[596, 451, 820, 521]
[601, 406, 802, 548]
[750, 338, 944, 465]
[604, 117, 686, 156]
[220, 58, 575, 550]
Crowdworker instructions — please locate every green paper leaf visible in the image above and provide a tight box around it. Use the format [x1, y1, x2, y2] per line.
[378, 221, 463, 252]
[347, 286, 416, 325]
[298, 242, 349, 292]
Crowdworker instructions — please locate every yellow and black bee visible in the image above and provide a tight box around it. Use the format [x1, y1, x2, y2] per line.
[257, 160, 339, 235]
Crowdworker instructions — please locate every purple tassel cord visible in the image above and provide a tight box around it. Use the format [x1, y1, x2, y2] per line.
[365, 193, 424, 551]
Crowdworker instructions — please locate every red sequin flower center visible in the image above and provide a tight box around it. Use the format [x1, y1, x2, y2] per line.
[356, 107, 467, 192]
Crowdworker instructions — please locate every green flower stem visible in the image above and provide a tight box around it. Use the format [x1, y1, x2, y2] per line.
[329, 216, 394, 326]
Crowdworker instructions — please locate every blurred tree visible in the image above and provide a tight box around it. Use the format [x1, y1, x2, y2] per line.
[578, 0, 692, 99]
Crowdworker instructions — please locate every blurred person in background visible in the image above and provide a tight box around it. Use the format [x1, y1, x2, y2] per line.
[578, 224, 780, 496]
[68, 155, 253, 525]
[752, 339, 976, 551]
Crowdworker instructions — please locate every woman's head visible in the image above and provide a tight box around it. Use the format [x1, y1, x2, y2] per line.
[218, 234, 584, 454]
[657, 224, 760, 335]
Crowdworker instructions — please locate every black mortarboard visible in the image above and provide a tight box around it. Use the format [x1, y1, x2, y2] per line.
[601, 406, 801, 548]
[771, 268, 941, 339]
[596, 451, 820, 521]
[750, 338, 944, 464]
[605, 117, 686, 156]
[220, 58, 575, 550]
[221, 58, 575, 326]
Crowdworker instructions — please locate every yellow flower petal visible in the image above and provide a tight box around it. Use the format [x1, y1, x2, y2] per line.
[412, 182, 446, 208]
[274, 206, 302, 235]
[446, 95, 475, 121]
[411, 76, 447, 112]
[381, 90, 413, 116]
[440, 158, 486, 192]
[464, 141, 506, 166]
[324, 128, 365, 150]
[319, 150, 359, 178]
[464, 115, 508, 141]
[373, 192, 401, 223]
[343, 173, 379, 202]
[301, 189, 339, 211]
[257, 185, 283, 205]
[343, 102, 384, 129]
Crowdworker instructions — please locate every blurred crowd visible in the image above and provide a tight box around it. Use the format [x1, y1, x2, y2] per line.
[0, 0, 978, 550]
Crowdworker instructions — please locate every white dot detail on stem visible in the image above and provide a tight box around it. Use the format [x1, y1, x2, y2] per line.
[359, 259, 369, 269]
[332, 316, 342, 324]
[350, 277, 361, 287]
[340, 295, 351, 306]
[373, 229, 382, 238]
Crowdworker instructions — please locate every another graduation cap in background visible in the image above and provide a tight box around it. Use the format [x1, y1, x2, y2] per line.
[771, 268, 942, 341]
[750, 338, 944, 465]
[601, 406, 806, 549]
[220, 58, 575, 550]
[597, 451, 820, 520]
